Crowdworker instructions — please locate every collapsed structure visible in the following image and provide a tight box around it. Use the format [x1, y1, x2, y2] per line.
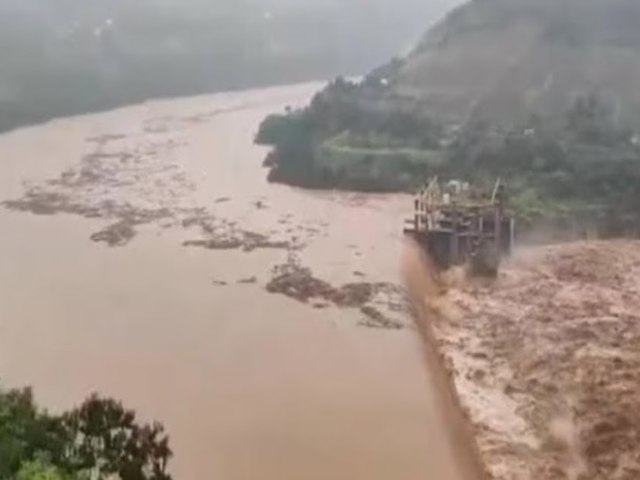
[404, 178, 514, 276]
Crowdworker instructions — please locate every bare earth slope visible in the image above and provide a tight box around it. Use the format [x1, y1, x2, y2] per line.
[436, 240, 640, 479]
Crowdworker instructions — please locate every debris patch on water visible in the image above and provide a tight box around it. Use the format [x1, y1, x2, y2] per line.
[265, 256, 408, 330]
[183, 231, 292, 252]
[1, 134, 189, 246]
[90, 219, 139, 247]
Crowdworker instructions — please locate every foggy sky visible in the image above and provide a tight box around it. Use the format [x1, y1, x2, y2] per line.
[0, 0, 463, 131]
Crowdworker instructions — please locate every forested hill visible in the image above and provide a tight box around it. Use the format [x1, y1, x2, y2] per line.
[256, 0, 640, 234]
[0, 0, 459, 133]
[392, 0, 640, 126]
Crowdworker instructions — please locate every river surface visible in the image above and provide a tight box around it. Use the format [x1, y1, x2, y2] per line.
[0, 83, 455, 479]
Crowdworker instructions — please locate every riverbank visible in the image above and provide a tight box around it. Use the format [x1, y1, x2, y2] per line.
[256, 79, 640, 242]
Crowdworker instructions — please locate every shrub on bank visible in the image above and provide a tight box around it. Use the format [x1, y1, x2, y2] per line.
[0, 385, 172, 480]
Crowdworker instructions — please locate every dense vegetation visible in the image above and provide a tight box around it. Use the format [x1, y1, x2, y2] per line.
[257, 78, 640, 234]
[396, 0, 640, 127]
[0, 0, 457, 133]
[256, 77, 445, 191]
[257, 0, 640, 236]
[0, 384, 172, 480]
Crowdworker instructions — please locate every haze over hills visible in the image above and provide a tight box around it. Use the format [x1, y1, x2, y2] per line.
[392, 0, 640, 127]
[0, 0, 460, 132]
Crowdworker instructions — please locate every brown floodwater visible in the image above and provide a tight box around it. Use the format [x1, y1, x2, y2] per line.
[0, 83, 466, 479]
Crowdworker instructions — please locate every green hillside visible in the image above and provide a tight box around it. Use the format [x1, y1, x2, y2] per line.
[395, 0, 640, 126]
[257, 0, 640, 235]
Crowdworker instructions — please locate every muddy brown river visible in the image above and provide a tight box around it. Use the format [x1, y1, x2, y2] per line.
[0, 84, 463, 479]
